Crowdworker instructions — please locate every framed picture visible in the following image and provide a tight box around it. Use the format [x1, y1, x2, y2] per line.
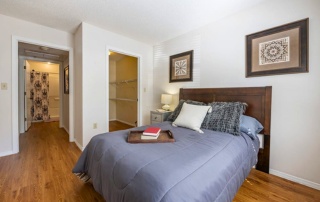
[169, 50, 193, 82]
[64, 66, 69, 94]
[246, 18, 308, 77]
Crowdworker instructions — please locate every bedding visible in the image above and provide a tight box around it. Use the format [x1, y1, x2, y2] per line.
[240, 115, 264, 140]
[73, 121, 259, 202]
[172, 103, 211, 133]
[167, 99, 207, 122]
[201, 102, 247, 136]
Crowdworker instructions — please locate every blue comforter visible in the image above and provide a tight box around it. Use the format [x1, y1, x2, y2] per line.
[73, 122, 259, 202]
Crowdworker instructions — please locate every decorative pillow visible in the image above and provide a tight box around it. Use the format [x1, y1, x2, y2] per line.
[201, 102, 247, 136]
[167, 99, 207, 122]
[240, 115, 263, 139]
[173, 103, 211, 133]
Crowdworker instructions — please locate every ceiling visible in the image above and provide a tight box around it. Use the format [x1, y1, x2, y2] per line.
[0, 0, 266, 45]
[19, 42, 69, 62]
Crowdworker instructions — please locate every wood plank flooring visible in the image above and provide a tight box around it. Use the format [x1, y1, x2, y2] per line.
[0, 122, 104, 202]
[0, 122, 319, 202]
[109, 120, 133, 132]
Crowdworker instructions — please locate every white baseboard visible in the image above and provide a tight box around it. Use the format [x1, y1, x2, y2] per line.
[63, 126, 70, 134]
[0, 150, 17, 157]
[115, 119, 136, 127]
[74, 139, 84, 151]
[270, 169, 320, 190]
[109, 118, 116, 121]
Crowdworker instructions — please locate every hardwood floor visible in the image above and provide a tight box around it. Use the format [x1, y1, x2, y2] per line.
[0, 122, 104, 202]
[234, 170, 320, 202]
[0, 122, 319, 202]
[109, 120, 134, 132]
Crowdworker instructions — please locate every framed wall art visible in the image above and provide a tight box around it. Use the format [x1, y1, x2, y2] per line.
[169, 50, 193, 82]
[64, 66, 69, 94]
[246, 18, 308, 77]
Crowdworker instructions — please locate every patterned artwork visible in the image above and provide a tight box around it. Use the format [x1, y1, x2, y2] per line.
[170, 50, 193, 82]
[174, 59, 187, 76]
[259, 37, 289, 65]
[30, 71, 50, 121]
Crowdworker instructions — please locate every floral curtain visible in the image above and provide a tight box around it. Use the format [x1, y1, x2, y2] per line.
[30, 71, 49, 121]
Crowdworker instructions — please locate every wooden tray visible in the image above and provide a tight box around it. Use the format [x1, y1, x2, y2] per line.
[128, 130, 175, 143]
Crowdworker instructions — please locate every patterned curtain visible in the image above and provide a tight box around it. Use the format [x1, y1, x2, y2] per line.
[30, 71, 50, 121]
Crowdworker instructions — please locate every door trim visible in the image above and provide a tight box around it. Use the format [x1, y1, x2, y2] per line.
[12, 36, 74, 154]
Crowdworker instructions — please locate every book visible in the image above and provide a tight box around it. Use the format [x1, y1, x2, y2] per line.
[143, 127, 161, 136]
[141, 133, 160, 140]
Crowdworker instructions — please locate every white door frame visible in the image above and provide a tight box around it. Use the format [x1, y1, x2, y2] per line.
[106, 46, 141, 132]
[19, 57, 63, 133]
[12, 36, 74, 154]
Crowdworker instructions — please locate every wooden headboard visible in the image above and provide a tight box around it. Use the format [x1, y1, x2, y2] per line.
[179, 86, 272, 173]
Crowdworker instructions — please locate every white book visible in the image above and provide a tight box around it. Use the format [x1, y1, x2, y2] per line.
[141, 133, 159, 140]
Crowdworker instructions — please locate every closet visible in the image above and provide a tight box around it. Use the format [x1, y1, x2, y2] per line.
[109, 51, 138, 131]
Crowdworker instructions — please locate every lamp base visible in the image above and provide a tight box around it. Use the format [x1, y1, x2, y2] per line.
[162, 104, 170, 111]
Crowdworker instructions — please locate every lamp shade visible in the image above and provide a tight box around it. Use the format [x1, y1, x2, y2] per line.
[161, 94, 172, 104]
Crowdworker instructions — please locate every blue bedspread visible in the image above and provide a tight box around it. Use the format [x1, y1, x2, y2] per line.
[73, 122, 259, 202]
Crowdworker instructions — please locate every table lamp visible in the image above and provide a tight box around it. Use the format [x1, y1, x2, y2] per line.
[161, 94, 172, 111]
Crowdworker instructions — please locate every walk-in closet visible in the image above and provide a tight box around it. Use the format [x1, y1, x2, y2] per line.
[109, 51, 138, 131]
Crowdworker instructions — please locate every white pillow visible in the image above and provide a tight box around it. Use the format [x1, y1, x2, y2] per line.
[172, 103, 211, 133]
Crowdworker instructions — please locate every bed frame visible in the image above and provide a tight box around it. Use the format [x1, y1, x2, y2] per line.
[179, 86, 272, 173]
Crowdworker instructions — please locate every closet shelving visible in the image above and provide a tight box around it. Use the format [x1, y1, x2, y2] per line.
[109, 98, 138, 102]
[109, 79, 137, 86]
[109, 78, 137, 102]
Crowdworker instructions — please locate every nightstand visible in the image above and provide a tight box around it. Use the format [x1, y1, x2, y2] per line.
[150, 110, 172, 125]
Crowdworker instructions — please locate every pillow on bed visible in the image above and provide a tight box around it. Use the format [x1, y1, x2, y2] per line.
[173, 103, 211, 133]
[240, 115, 263, 139]
[201, 102, 247, 136]
[167, 99, 207, 122]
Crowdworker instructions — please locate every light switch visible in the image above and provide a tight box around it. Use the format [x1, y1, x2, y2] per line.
[1, 83, 8, 90]
[93, 123, 97, 129]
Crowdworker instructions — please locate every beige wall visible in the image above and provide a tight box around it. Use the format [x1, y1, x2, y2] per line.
[109, 55, 138, 126]
[109, 60, 116, 120]
[116, 56, 138, 126]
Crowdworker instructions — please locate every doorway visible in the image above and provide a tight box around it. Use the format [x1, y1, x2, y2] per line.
[108, 51, 138, 132]
[18, 42, 69, 133]
[24, 60, 61, 131]
[12, 37, 74, 154]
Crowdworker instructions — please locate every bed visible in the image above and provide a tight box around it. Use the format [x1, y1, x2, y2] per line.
[73, 86, 272, 202]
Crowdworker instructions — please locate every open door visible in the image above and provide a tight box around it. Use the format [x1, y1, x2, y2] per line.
[24, 60, 32, 131]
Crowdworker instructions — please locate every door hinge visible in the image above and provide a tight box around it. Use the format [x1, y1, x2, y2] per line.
[24, 66, 26, 69]
[25, 118, 27, 121]
[24, 92, 26, 95]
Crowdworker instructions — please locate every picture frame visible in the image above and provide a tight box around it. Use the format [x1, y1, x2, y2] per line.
[169, 50, 193, 82]
[246, 18, 308, 77]
[64, 66, 69, 94]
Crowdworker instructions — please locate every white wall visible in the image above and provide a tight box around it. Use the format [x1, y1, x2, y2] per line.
[62, 57, 70, 132]
[153, 0, 320, 189]
[74, 22, 153, 148]
[74, 24, 83, 148]
[0, 14, 73, 156]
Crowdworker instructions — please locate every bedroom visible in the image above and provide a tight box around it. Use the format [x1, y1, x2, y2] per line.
[0, 0, 319, 201]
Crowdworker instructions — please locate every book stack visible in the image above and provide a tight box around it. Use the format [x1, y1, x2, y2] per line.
[141, 127, 161, 140]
